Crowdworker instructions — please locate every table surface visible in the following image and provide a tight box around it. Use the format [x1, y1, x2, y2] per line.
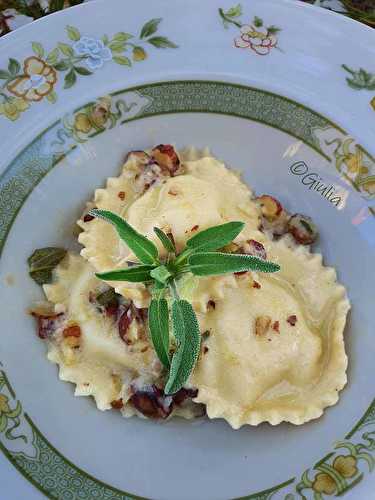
[0, 0, 374, 36]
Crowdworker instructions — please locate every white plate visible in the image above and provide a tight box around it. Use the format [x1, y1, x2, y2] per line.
[0, 1, 374, 498]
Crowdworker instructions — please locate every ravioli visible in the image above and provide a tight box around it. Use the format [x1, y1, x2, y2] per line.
[32, 146, 349, 427]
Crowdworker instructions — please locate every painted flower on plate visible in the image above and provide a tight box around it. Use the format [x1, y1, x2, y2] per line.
[73, 36, 112, 70]
[0, 97, 29, 121]
[0, 394, 10, 416]
[7, 56, 57, 102]
[234, 25, 277, 55]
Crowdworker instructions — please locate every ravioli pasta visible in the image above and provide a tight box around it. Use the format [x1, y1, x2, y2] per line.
[35, 146, 349, 427]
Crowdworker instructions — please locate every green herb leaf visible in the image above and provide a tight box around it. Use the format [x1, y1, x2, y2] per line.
[113, 55, 131, 66]
[113, 32, 133, 42]
[58, 42, 74, 57]
[0, 70, 11, 80]
[149, 296, 170, 368]
[153, 227, 176, 253]
[147, 36, 178, 49]
[74, 66, 92, 75]
[102, 34, 109, 46]
[188, 252, 280, 276]
[8, 58, 20, 76]
[66, 25, 81, 41]
[96, 265, 154, 282]
[186, 221, 245, 253]
[31, 42, 44, 58]
[64, 68, 77, 89]
[165, 299, 200, 395]
[140, 18, 162, 39]
[150, 265, 172, 284]
[89, 209, 159, 265]
[28, 247, 67, 285]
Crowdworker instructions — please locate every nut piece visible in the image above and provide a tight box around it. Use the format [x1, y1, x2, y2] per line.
[151, 144, 180, 175]
[111, 398, 124, 410]
[244, 239, 267, 260]
[288, 214, 318, 245]
[257, 195, 283, 221]
[65, 336, 80, 348]
[255, 315, 272, 336]
[125, 150, 151, 166]
[287, 315, 298, 326]
[63, 325, 81, 338]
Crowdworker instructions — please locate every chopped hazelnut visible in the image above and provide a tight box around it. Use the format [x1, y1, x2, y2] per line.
[111, 398, 124, 410]
[255, 316, 272, 336]
[63, 325, 81, 338]
[287, 315, 297, 326]
[118, 191, 126, 200]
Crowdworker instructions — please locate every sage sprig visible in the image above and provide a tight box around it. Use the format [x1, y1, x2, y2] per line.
[88, 209, 280, 394]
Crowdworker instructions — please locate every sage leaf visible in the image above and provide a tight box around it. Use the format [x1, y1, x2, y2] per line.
[140, 18, 162, 39]
[165, 299, 200, 395]
[153, 227, 176, 253]
[188, 252, 280, 276]
[181, 221, 244, 261]
[149, 297, 170, 368]
[28, 247, 67, 285]
[89, 209, 159, 265]
[96, 265, 154, 282]
[150, 265, 172, 284]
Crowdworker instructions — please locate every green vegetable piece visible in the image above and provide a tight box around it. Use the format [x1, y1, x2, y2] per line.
[28, 247, 67, 285]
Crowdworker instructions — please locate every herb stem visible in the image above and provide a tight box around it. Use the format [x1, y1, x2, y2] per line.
[169, 279, 179, 300]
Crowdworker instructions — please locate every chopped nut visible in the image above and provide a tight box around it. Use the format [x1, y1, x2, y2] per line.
[255, 316, 272, 336]
[202, 330, 211, 340]
[151, 144, 180, 175]
[287, 315, 297, 326]
[65, 336, 80, 348]
[256, 195, 283, 221]
[63, 325, 81, 338]
[207, 300, 216, 311]
[83, 213, 95, 223]
[288, 214, 318, 245]
[253, 281, 261, 289]
[203, 346, 209, 354]
[191, 225, 199, 232]
[118, 191, 126, 200]
[245, 239, 267, 260]
[111, 398, 124, 410]
[272, 321, 280, 333]
[125, 150, 151, 166]
[223, 242, 239, 253]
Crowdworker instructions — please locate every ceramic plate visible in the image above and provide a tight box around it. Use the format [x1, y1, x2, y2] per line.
[0, 0, 374, 498]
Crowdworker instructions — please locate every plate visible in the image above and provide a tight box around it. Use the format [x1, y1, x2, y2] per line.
[0, 1, 374, 498]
